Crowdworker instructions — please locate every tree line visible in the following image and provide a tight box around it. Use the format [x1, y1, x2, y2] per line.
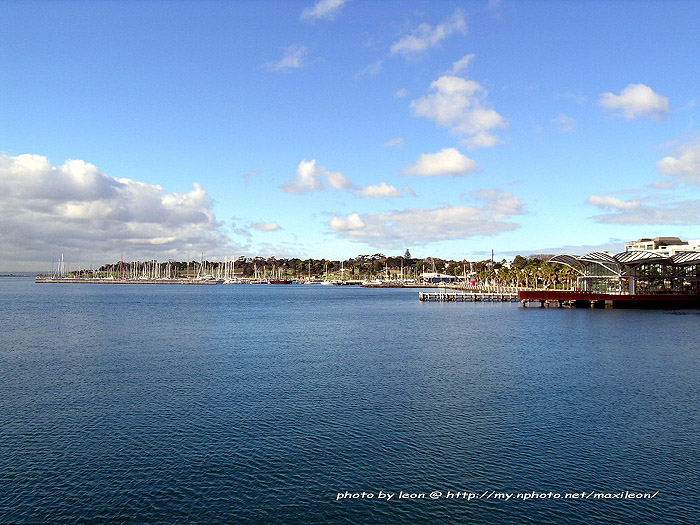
[94, 252, 579, 287]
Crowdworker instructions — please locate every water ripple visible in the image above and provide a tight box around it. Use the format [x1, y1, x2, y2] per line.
[0, 281, 698, 523]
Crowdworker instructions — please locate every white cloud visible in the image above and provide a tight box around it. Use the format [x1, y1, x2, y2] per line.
[449, 53, 474, 75]
[327, 190, 523, 249]
[403, 147, 478, 176]
[390, 9, 466, 58]
[230, 217, 253, 241]
[329, 213, 365, 231]
[463, 131, 501, 149]
[657, 139, 700, 185]
[282, 159, 399, 198]
[252, 222, 281, 232]
[412, 76, 479, 124]
[402, 185, 417, 197]
[394, 88, 408, 99]
[326, 170, 353, 190]
[301, 0, 349, 21]
[551, 113, 576, 133]
[411, 74, 507, 149]
[355, 182, 401, 198]
[266, 45, 308, 72]
[474, 189, 524, 219]
[356, 60, 383, 78]
[501, 240, 626, 258]
[0, 154, 231, 269]
[281, 159, 327, 193]
[588, 199, 700, 225]
[650, 180, 675, 190]
[382, 138, 404, 148]
[599, 83, 671, 120]
[586, 186, 700, 225]
[587, 195, 641, 211]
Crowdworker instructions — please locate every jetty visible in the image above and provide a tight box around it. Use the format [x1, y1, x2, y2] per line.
[419, 291, 520, 302]
[518, 290, 700, 309]
[417, 289, 700, 308]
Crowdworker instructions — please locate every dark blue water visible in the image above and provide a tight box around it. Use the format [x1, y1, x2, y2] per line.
[1, 279, 698, 524]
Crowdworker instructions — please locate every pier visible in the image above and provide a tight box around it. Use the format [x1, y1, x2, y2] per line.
[419, 289, 700, 308]
[518, 290, 700, 309]
[419, 291, 520, 302]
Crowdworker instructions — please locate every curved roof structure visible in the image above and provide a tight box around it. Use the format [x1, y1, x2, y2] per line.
[547, 248, 700, 295]
[614, 250, 668, 265]
[580, 251, 617, 264]
[550, 250, 700, 270]
[549, 254, 584, 267]
[672, 251, 700, 266]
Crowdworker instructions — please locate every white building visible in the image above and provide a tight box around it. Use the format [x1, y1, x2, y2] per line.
[421, 272, 459, 284]
[624, 237, 700, 256]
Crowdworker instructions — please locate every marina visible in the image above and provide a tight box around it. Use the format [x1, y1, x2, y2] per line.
[34, 277, 219, 285]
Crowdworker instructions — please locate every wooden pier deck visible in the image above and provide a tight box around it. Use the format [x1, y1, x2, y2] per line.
[518, 290, 700, 309]
[419, 291, 520, 302]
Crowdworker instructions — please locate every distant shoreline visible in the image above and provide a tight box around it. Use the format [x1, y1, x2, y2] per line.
[34, 277, 218, 285]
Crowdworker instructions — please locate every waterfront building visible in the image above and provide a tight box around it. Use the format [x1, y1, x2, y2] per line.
[549, 249, 700, 295]
[624, 236, 700, 256]
[421, 272, 459, 284]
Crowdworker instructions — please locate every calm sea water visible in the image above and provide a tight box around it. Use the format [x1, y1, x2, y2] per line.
[1, 278, 698, 524]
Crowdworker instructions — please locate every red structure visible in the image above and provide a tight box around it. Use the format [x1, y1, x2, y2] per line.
[518, 290, 700, 309]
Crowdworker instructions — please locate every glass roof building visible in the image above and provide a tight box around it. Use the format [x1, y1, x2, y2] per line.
[550, 250, 700, 295]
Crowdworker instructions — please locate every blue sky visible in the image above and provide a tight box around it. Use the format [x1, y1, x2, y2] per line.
[1, 0, 699, 270]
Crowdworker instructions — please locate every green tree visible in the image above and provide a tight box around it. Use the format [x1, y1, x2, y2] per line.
[512, 255, 528, 269]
